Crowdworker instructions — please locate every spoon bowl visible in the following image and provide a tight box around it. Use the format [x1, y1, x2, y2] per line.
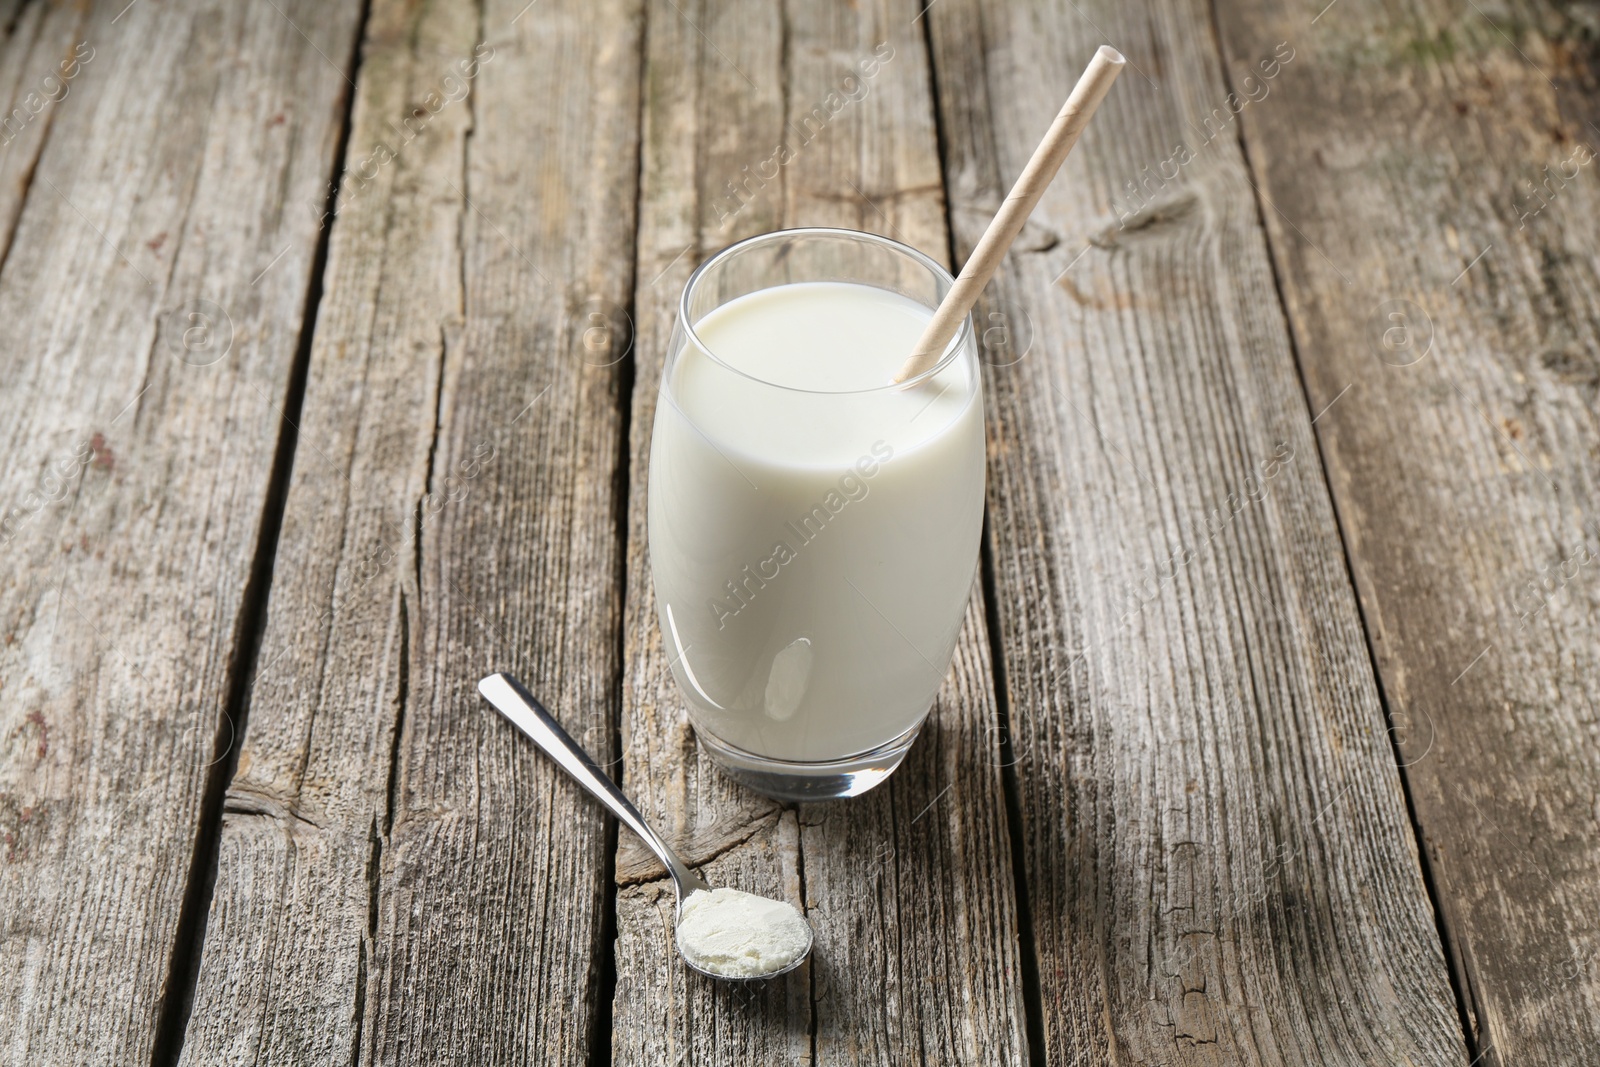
[674, 890, 814, 982]
[478, 672, 813, 981]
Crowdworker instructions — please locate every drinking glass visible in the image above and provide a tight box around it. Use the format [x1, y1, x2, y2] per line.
[647, 228, 984, 800]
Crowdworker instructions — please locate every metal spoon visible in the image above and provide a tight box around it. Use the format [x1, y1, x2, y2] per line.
[477, 672, 812, 981]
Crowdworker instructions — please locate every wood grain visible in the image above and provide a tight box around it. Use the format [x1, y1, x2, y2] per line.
[614, 0, 1028, 1062]
[1213, 1, 1600, 1062]
[0, 0, 363, 1062]
[927, 0, 1472, 1062]
[0, 0, 90, 261]
[174, 0, 643, 1064]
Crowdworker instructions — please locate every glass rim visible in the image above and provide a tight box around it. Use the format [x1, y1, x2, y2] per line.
[677, 226, 974, 395]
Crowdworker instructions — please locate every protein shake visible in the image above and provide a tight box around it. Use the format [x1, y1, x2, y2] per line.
[649, 264, 984, 781]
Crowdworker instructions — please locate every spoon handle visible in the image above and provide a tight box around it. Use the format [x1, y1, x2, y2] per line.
[478, 673, 708, 893]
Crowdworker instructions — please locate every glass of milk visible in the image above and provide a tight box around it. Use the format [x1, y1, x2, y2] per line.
[648, 228, 984, 800]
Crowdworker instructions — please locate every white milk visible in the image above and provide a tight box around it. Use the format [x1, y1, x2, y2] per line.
[649, 281, 984, 762]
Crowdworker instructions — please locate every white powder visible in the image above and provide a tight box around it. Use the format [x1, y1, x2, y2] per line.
[675, 887, 812, 978]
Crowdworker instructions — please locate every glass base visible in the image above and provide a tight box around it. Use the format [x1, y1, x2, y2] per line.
[693, 718, 927, 802]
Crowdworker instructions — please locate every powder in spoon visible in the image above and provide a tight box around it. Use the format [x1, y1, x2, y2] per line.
[675, 887, 812, 978]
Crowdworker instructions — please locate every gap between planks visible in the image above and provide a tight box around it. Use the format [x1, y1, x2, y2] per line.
[588, 0, 656, 1061]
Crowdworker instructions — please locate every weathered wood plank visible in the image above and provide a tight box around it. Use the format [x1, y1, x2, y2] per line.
[0, 0, 363, 1062]
[1213, 1, 1600, 1062]
[173, 0, 462, 1062]
[927, 0, 1472, 1062]
[173, 0, 646, 1064]
[614, 1, 1028, 1063]
[0, 0, 90, 260]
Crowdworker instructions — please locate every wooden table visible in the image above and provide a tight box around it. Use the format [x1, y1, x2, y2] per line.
[3, 0, 1596, 1063]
